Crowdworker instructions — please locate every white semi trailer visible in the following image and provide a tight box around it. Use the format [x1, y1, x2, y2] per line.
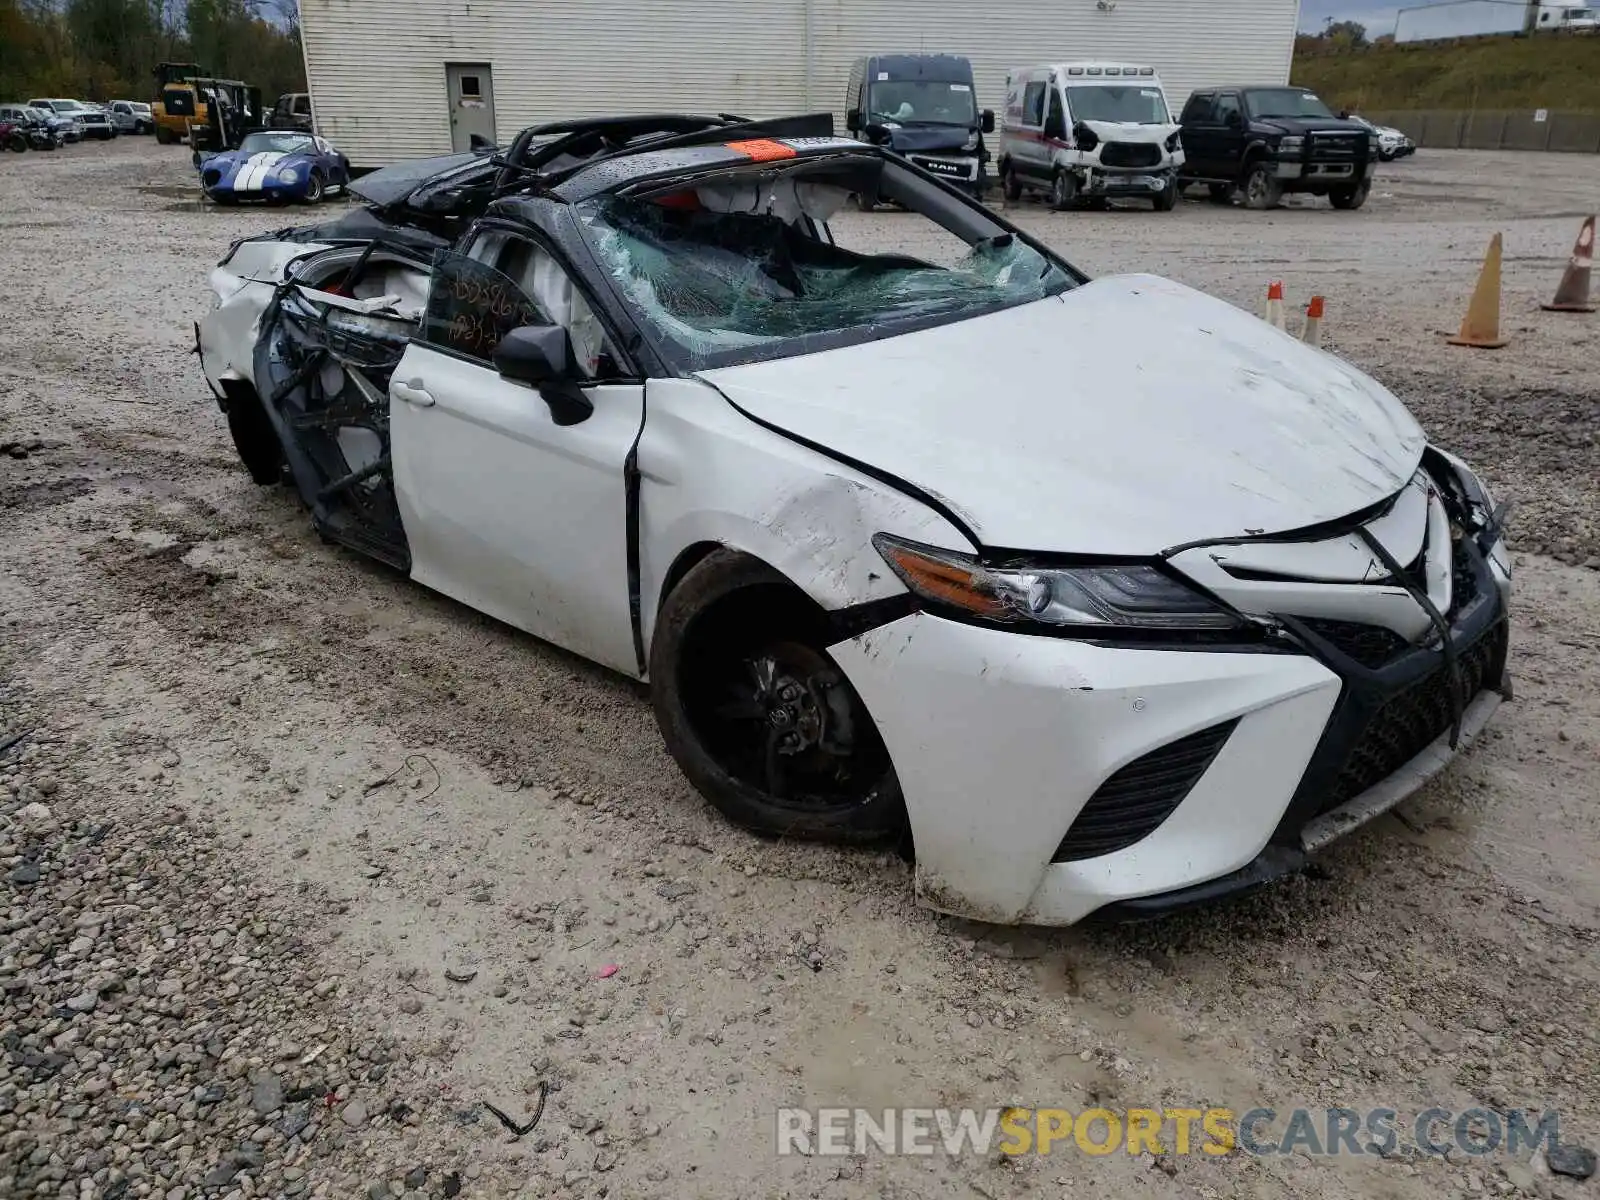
[1395, 0, 1596, 42]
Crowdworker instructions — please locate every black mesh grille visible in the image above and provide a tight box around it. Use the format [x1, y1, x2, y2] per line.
[1100, 142, 1162, 168]
[1310, 132, 1364, 161]
[1053, 721, 1238, 862]
[1319, 622, 1508, 814]
[1301, 619, 1411, 669]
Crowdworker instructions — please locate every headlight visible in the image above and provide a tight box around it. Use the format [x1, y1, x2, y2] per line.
[1278, 136, 1304, 153]
[963, 132, 978, 151]
[276, 166, 301, 183]
[873, 535, 1241, 632]
[1165, 131, 1182, 152]
[1368, 135, 1380, 154]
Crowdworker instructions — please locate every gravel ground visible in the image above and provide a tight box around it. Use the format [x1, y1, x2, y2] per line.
[1, 141, 1598, 1200]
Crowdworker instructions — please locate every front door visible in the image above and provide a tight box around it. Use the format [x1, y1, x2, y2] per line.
[1017, 77, 1049, 180]
[389, 237, 643, 676]
[446, 63, 496, 151]
[1212, 92, 1246, 178]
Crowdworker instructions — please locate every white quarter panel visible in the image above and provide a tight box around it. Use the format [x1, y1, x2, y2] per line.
[199, 241, 337, 391]
[829, 614, 1341, 925]
[636, 379, 972, 657]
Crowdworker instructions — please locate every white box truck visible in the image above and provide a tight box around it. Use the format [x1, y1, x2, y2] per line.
[1397, 0, 1596, 43]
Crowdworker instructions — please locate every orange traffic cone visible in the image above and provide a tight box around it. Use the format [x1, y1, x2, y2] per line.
[1447, 233, 1510, 349]
[1262, 281, 1287, 330]
[1301, 296, 1325, 347]
[1541, 215, 1596, 313]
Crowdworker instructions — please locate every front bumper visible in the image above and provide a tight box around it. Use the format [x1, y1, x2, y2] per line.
[1078, 167, 1175, 195]
[1274, 159, 1377, 182]
[830, 541, 1510, 926]
[207, 184, 302, 203]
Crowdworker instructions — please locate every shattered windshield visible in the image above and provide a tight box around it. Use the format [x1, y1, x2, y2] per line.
[1065, 85, 1171, 125]
[867, 80, 978, 126]
[577, 160, 1075, 371]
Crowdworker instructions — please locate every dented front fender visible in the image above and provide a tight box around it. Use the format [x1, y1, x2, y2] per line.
[636, 378, 973, 663]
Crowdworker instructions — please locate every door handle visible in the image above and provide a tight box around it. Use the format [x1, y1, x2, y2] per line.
[393, 379, 435, 407]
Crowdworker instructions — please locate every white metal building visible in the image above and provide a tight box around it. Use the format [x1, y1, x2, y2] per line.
[298, 0, 1303, 167]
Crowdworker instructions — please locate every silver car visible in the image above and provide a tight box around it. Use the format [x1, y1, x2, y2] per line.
[29, 98, 116, 141]
[108, 100, 154, 135]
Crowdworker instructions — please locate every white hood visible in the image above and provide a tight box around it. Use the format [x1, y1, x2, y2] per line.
[699, 275, 1425, 555]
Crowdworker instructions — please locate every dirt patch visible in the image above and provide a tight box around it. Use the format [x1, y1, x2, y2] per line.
[0, 139, 1596, 1200]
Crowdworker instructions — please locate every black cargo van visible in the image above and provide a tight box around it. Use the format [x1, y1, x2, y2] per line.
[844, 54, 994, 200]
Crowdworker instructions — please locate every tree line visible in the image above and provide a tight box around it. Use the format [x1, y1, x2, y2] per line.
[0, 0, 307, 105]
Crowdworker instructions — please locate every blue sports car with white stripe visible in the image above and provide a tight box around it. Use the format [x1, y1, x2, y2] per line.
[198, 130, 350, 205]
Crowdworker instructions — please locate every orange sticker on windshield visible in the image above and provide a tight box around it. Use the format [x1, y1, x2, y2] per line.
[724, 138, 798, 162]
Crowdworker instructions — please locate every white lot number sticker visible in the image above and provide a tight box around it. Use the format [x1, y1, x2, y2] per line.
[1142, 89, 1161, 99]
[950, 83, 971, 92]
[877, 73, 889, 81]
[1534, 108, 1549, 123]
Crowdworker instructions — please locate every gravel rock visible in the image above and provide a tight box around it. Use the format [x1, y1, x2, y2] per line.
[250, 1072, 284, 1116]
[7, 860, 41, 885]
[1548, 1143, 1597, 1179]
[276, 1102, 313, 1139]
[343, 1098, 370, 1128]
[17, 800, 55, 829]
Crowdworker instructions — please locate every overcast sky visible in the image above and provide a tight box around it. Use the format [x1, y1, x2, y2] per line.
[1299, 1, 1405, 36]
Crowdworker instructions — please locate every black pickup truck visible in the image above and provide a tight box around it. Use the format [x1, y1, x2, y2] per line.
[1176, 86, 1376, 211]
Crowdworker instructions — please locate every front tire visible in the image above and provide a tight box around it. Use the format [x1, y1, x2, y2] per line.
[1049, 168, 1078, 211]
[1242, 162, 1282, 210]
[1002, 162, 1023, 202]
[1153, 176, 1179, 211]
[649, 550, 906, 843]
[155, 124, 174, 145]
[5, 132, 26, 153]
[1329, 180, 1371, 210]
[302, 169, 325, 204]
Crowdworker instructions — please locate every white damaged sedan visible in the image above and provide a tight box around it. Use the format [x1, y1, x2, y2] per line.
[197, 114, 1511, 925]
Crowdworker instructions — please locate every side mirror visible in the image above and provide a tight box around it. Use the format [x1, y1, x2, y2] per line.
[1072, 121, 1099, 150]
[846, 108, 861, 133]
[493, 325, 593, 426]
[1339, 109, 1350, 120]
[980, 108, 995, 134]
[864, 121, 891, 144]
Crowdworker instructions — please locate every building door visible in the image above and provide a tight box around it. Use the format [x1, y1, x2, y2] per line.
[446, 64, 496, 151]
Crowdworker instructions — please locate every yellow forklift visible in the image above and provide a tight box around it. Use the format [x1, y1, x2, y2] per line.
[152, 62, 262, 150]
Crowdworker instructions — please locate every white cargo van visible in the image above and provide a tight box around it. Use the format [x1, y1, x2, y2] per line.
[998, 63, 1184, 211]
